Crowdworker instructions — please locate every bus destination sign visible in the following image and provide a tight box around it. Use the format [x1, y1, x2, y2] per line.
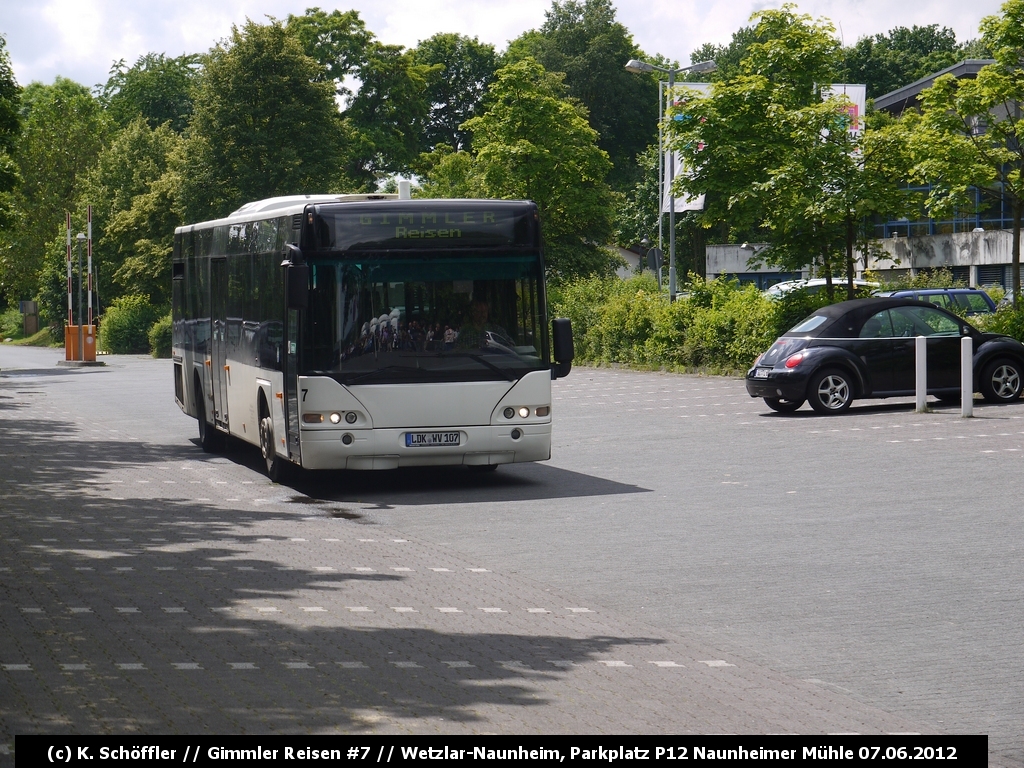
[322, 204, 533, 251]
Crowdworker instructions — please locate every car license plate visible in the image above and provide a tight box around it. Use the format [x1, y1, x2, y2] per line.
[406, 431, 461, 447]
[754, 368, 771, 379]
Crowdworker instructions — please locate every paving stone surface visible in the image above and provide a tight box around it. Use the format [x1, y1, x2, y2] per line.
[0, 347, 1016, 766]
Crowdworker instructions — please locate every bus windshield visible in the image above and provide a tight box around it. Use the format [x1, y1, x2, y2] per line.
[303, 254, 547, 385]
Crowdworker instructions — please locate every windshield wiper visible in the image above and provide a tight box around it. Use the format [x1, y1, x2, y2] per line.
[439, 352, 517, 381]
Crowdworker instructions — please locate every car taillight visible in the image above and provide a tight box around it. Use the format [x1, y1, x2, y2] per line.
[784, 352, 806, 369]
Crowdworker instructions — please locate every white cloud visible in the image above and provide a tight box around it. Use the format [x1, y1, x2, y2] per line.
[0, 0, 1007, 89]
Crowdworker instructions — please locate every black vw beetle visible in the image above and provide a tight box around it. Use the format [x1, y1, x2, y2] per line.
[745, 297, 1024, 414]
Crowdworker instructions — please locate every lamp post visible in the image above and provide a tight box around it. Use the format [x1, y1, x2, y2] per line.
[625, 58, 716, 301]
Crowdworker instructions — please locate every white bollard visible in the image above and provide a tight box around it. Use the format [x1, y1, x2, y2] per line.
[961, 335, 973, 418]
[916, 336, 927, 412]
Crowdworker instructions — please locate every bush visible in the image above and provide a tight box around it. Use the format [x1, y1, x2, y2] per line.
[550, 274, 849, 374]
[973, 305, 1024, 342]
[99, 294, 159, 354]
[148, 313, 172, 358]
[1, 307, 22, 339]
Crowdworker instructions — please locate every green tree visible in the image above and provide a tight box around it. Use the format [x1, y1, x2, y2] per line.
[412, 33, 497, 152]
[907, 0, 1024, 304]
[668, 6, 911, 297]
[344, 41, 438, 182]
[506, 0, 658, 190]
[0, 35, 22, 237]
[176, 19, 347, 222]
[76, 118, 183, 312]
[286, 8, 437, 185]
[842, 25, 964, 99]
[100, 53, 201, 133]
[285, 7, 371, 87]
[462, 58, 619, 279]
[0, 78, 108, 304]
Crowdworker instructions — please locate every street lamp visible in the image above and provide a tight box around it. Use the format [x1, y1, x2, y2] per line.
[625, 58, 716, 301]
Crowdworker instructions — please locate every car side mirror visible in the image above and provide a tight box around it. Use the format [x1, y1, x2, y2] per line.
[551, 318, 574, 379]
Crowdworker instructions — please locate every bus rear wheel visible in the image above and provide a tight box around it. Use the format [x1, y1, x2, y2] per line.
[259, 415, 290, 483]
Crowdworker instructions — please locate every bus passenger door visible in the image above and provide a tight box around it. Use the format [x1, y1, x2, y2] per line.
[210, 258, 229, 427]
[284, 308, 301, 462]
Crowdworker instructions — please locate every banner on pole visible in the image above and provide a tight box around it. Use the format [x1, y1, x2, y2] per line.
[662, 81, 711, 214]
[821, 84, 866, 139]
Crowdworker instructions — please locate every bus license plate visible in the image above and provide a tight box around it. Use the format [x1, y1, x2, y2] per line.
[754, 368, 770, 378]
[406, 431, 461, 448]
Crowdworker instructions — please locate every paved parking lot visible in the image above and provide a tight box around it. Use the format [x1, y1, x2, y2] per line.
[0, 347, 1020, 764]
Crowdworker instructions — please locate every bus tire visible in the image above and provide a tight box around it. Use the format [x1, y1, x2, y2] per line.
[260, 414, 289, 483]
[196, 380, 223, 453]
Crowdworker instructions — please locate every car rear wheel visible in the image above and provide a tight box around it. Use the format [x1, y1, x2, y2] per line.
[764, 397, 804, 413]
[980, 358, 1023, 403]
[807, 368, 853, 415]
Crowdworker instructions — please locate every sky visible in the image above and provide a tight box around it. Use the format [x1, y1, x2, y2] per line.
[0, 0, 1007, 90]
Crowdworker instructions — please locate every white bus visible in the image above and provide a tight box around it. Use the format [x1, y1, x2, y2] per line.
[171, 194, 574, 481]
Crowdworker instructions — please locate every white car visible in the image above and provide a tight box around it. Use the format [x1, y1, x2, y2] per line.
[765, 278, 879, 298]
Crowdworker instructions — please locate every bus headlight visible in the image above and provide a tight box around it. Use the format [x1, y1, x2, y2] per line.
[535, 406, 550, 417]
[503, 407, 515, 419]
[329, 412, 342, 424]
[345, 412, 357, 424]
[518, 407, 529, 418]
[302, 413, 323, 424]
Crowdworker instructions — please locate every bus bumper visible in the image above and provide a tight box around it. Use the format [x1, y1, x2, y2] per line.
[298, 423, 552, 470]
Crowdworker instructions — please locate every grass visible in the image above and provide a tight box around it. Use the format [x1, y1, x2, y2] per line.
[3, 327, 61, 347]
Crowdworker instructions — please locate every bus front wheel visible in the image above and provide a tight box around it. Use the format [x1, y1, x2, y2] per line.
[196, 383, 223, 453]
[259, 415, 289, 483]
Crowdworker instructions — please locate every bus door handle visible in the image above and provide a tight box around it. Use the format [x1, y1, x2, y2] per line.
[223, 365, 230, 372]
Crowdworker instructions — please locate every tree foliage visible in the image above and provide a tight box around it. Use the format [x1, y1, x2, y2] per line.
[412, 33, 497, 152]
[420, 58, 620, 280]
[507, 0, 657, 190]
[176, 19, 347, 222]
[100, 53, 200, 133]
[907, 0, 1024, 303]
[0, 35, 22, 236]
[842, 25, 965, 99]
[0, 78, 108, 303]
[669, 5, 911, 298]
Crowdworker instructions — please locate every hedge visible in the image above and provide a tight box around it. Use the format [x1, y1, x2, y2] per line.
[98, 294, 159, 354]
[549, 275, 834, 374]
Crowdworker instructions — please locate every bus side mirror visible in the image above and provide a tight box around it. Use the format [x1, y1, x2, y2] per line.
[285, 263, 309, 310]
[551, 318, 574, 379]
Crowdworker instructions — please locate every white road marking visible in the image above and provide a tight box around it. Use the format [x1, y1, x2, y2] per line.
[527, 608, 550, 613]
[599, 660, 631, 667]
[229, 663, 256, 669]
[435, 607, 461, 613]
[301, 607, 326, 612]
[443, 661, 473, 668]
[649, 661, 685, 667]
[566, 607, 593, 613]
[392, 607, 417, 613]
[2, 664, 30, 671]
[479, 607, 505, 613]
[391, 661, 420, 668]
[430, 568, 451, 572]
[162, 608, 186, 613]
[700, 660, 736, 667]
[346, 607, 372, 612]
[284, 662, 312, 669]
[116, 663, 145, 670]
[336, 661, 367, 669]
[172, 663, 201, 670]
